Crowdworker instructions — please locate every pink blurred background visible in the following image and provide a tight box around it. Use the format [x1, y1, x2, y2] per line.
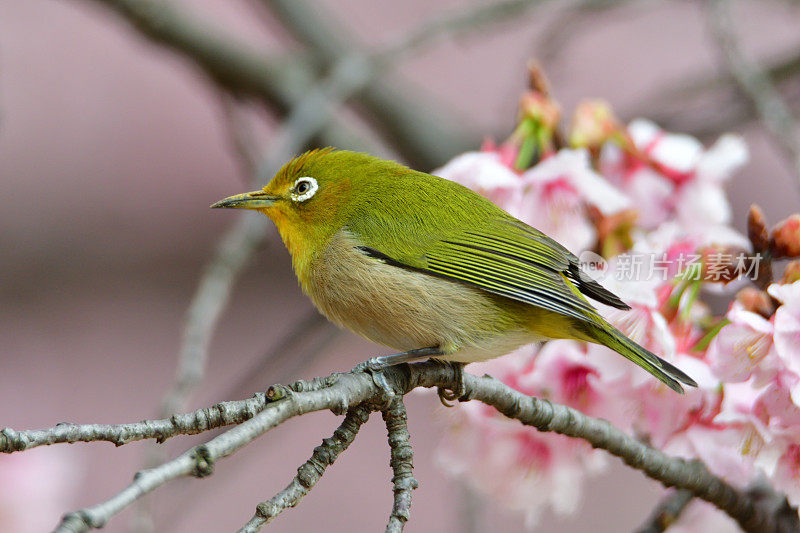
[2, 1, 799, 531]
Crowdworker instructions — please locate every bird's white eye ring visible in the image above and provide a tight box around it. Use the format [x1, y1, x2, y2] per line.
[291, 177, 318, 202]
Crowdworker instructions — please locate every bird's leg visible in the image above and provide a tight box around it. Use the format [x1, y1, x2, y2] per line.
[363, 347, 468, 407]
[372, 346, 444, 366]
[435, 361, 467, 407]
[352, 347, 444, 401]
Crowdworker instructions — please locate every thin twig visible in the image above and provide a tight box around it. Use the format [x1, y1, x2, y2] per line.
[218, 96, 264, 183]
[706, 0, 800, 187]
[238, 405, 372, 532]
[40, 362, 796, 532]
[262, 0, 547, 71]
[262, 0, 558, 168]
[635, 489, 694, 533]
[86, 0, 383, 155]
[258, 0, 556, 164]
[159, 213, 267, 420]
[0, 393, 270, 453]
[381, 0, 549, 63]
[629, 49, 800, 139]
[534, 0, 635, 65]
[86, 0, 471, 168]
[242, 0, 549, 182]
[382, 398, 418, 533]
[224, 312, 335, 400]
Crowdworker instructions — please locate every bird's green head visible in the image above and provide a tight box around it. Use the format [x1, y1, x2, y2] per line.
[211, 148, 407, 273]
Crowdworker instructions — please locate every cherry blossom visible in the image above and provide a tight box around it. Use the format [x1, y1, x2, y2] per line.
[600, 118, 748, 238]
[436, 104, 799, 527]
[706, 301, 779, 384]
[433, 150, 521, 207]
[769, 281, 800, 391]
[436, 398, 607, 526]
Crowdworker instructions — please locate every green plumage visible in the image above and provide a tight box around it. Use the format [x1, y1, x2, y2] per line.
[326, 151, 696, 393]
[220, 148, 698, 393]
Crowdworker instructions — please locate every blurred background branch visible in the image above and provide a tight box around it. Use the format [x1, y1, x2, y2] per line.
[635, 489, 694, 533]
[706, 0, 800, 186]
[640, 49, 800, 138]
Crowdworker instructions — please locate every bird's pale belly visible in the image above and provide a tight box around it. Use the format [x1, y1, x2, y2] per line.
[303, 232, 546, 363]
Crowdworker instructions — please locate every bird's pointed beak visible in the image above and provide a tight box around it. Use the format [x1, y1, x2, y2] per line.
[210, 190, 279, 210]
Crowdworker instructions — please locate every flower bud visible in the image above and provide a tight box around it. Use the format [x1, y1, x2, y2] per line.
[518, 92, 560, 131]
[588, 206, 638, 257]
[781, 260, 800, 284]
[771, 214, 800, 258]
[747, 204, 770, 253]
[569, 100, 618, 149]
[735, 287, 775, 318]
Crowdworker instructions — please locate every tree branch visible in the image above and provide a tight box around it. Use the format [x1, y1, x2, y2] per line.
[382, 0, 548, 61]
[382, 398, 418, 533]
[238, 404, 372, 532]
[534, 0, 635, 66]
[85, 0, 492, 169]
[628, 49, 800, 139]
[706, 0, 800, 187]
[635, 489, 694, 533]
[15, 362, 789, 532]
[239, 0, 547, 181]
[0, 393, 269, 452]
[53, 372, 363, 533]
[262, 0, 554, 168]
[159, 213, 268, 420]
[462, 372, 793, 533]
[85, 0, 382, 154]
[218, 96, 264, 184]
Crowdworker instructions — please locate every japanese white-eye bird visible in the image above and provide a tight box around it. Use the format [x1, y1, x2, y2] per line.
[212, 148, 697, 393]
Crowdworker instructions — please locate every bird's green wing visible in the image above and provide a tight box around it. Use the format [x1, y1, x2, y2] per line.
[357, 216, 629, 323]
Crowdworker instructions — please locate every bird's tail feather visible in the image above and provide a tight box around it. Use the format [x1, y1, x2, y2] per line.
[589, 324, 698, 394]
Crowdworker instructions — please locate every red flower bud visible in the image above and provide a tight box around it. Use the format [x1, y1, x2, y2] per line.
[771, 214, 800, 258]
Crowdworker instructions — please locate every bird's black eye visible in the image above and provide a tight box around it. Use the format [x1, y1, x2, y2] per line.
[295, 180, 310, 194]
[291, 176, 318, 201]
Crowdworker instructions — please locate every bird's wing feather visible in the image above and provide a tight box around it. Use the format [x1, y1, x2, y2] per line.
[356, 216, 628, 323]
